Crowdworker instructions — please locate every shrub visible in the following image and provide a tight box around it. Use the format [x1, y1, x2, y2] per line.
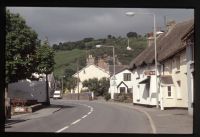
[104, 93, 111, 101]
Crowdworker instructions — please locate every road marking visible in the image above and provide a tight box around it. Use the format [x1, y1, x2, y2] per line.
[82, 115, 88, 119]
[71, 119, 81, 125]
[55, 102, 94, 133]
[56, 126, 69, 133]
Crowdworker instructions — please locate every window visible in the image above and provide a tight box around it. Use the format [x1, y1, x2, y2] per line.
[124, 73, 131, 81]
[176, 56, 180, 70]
[177, 81, 181, 99]
[167, 86, 172, 97]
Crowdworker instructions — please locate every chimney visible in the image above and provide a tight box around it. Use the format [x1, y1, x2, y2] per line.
[147, 32, 154, 47]
[166, 20, 176, 31]
[86, 54, 95, 65]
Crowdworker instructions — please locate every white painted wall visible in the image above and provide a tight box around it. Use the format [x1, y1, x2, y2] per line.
[73, 64, 110, 93]
[160, 50, 188, 108]
[132, 65, 158, 106]
[109, 69, 134, 99]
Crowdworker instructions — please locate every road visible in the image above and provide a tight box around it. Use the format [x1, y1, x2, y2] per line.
[5, 99, 152, 133]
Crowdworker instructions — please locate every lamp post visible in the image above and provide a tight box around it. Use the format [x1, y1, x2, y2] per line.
[61, 76, 65, 95]
[96, 45, 116, 98]
[125, 11, 159, 108]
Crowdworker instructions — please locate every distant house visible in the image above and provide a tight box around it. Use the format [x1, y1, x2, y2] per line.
[109, 68, 133, 99]
[72, 64, 110, 93]
[8, 72, 55, 103]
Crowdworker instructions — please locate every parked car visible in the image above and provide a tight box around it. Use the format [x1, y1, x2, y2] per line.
[53, 90, 62, 99]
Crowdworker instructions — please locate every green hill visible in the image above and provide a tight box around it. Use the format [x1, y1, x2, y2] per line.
[53, 36, 147, 78]
[54, 49, 86, 77]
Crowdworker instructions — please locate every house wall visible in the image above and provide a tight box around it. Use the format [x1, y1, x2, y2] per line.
[186, 36, 194, 115]
[73, 65, 110, 93]
[132, 65, 157, 106]
[109, 69, 134, 99]
[161, 50, 188, 108]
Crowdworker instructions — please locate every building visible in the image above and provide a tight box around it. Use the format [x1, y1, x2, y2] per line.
[129, 30, 165, 107]
[158, 19, 193, 110]
[129, 19, 194, 110]
[182, 25, 194, 115]
[109, 68, 133, 99]
[72, 64, 110, 93]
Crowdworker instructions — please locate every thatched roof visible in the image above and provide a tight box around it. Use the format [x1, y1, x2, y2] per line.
[129, 19, 194, 69]
[158, 19, 193, 62]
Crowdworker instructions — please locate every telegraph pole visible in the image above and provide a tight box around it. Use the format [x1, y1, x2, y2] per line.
[77, 59, 80, 100]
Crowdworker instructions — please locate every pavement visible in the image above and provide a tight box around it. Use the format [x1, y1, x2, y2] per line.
[5, 104, 62, 127]
[96, 99, 193, 134]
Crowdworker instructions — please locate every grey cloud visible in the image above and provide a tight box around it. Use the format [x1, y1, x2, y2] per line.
[7, 7, 194, 45]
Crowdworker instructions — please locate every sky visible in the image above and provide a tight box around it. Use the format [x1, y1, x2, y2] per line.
[7, 7, 194, 45]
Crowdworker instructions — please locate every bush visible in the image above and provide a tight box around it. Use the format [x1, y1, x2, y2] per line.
[104, 93, 111, 101]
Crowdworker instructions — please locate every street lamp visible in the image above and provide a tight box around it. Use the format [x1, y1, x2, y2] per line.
[127, 37, 133, 51]
[96, 44, 117, 95]
[125, 11, 159, 109]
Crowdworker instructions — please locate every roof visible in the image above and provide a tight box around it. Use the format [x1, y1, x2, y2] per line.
[158, 19, 194, 62]
[129, 19, 194, 69]
[160, 75, 174, 85]
[72, 64, 110, 77]
[109, 65, 128, 76]
[139, 76, 150, 84]
[117, 81, 128, 89]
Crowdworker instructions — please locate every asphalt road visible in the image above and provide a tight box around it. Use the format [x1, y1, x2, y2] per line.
[5, 99, 152, 133]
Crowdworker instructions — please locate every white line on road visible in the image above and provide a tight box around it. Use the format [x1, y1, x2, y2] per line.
[55, 102, 94, 133]
[71, 119, 81, 125]
[82, 115, 88, 119]
[56, 126, 69, 133]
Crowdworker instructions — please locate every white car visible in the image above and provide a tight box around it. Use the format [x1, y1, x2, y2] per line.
[53, 90, 62, 99]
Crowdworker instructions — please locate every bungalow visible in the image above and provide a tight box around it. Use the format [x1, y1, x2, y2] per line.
[158, 19, 193, 110]
[109, 67, 133, 99]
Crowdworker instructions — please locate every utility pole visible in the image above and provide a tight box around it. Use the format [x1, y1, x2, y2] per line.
[77, 59, 80, 100]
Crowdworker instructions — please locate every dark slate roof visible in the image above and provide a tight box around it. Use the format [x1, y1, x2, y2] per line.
[109, 65, 128, 76]
[160, 75, 174, 85]
[129, 19, 194, 69]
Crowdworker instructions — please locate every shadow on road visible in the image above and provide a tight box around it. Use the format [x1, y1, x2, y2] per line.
[49, 104, 75, 109]
[5, 119, 29, 127]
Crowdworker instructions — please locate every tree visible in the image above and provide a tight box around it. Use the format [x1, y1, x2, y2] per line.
[35, 40, 55, 105]
[6, 10, 39, 85]
[127, 32, 138, 38]
[65, 77, 78, 93]
[82, 77, 109, 96]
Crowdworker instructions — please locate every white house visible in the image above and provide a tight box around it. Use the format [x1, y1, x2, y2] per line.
[72, 64, 110, 93]
[109, 69, 134, 99]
